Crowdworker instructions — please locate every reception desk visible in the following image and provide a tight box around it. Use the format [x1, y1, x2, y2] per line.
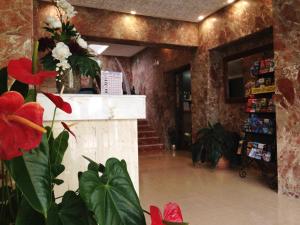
[37, 94, 146, 196]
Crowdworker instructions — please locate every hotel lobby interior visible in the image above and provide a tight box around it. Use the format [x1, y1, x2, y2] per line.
[1, 0, 300, 225]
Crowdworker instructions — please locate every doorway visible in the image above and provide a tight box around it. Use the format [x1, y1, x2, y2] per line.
[174, 65, 192, 150]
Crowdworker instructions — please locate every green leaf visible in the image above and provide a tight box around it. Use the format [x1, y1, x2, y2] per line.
[0, 67, 8, 95]
[41, 53, 58, 71]
[15, 198, 45, 225]
[25, 89, 37, 102]
[51, 164, 65, 178]
[49, 130, 69, 166]
[82, 155, 104, 173]
[10, 80, 29, 98]
[46, 191, 97, 225]
[79, 158, 146, 225]
[5, 135, 52, 217]
[69, 55, 100, 77]
[47, 204, 62, 225]
[52, 178, 64, 186]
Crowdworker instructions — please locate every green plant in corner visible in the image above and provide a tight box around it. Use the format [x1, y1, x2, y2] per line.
[192, 122, 239, 168]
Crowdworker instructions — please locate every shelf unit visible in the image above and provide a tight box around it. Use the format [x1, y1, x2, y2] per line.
[239, 58, 278, 190]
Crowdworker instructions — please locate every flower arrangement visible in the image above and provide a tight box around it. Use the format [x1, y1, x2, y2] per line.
[38, 0, 100, 91]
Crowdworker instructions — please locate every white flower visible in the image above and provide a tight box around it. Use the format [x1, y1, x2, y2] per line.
[76, 37, 88, 49]
[57, 60, 71, 70]
[55, 0, 77, 19]
[52, 42, 72, 61]
[45, 16, 62, 29]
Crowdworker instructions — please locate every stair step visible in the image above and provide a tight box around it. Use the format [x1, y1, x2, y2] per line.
[138, 131, 157, 138]
[138, 144, 164, 152]
[138, 125, 154, 132]
[138, 137, 161, 145]
[138, 120, 148, 126]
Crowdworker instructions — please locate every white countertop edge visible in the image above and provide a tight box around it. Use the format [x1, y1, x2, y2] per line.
[37, 94, 146, 121]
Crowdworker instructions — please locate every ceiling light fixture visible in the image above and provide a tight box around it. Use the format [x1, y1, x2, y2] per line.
[88, 44, 109, 55]
[130, 10, 136, 15]
[198, 15, 205, 21]
[227, 0, 235, 3]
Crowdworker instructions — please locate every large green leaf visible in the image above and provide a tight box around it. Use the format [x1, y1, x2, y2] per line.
[48, 129, 69, 166]
[79, 158, 146, 225]
[5, 135, 52, 217]
[15, 198, 45, 225]
[46, 191, 97, 225]
[10, 80, 29, 98]
[0, 67, 8, 95]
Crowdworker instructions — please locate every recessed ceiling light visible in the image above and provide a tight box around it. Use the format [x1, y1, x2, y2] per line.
[130, 10, 136, 15]
[88, 44, 109, 55]
[227, 0, 235, 3]
[198, 15, 205, 21]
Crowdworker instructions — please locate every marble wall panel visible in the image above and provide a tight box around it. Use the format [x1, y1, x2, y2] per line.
[37, 2, 199, 47]
[273, 0, 300, 198]
[191, 0, 273, 134]
[0, 0, 33, 68]
[132, 48, 195, 147]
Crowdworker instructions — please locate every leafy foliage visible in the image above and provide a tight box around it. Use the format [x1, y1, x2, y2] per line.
[192, 123, 239, 167]
[79, 158, 146, 225]
[47, 191, 97, 225]
[15, 198, 45, 225]
[69, 55, 100, 77]
[0, 186, 21, 225]
[5, 135, 52, 217]
[41, 52, 58, 71]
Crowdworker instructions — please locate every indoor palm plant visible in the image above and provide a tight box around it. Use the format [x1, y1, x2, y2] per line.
[38, 0, 101, 93]
[192, 123, 239, 168]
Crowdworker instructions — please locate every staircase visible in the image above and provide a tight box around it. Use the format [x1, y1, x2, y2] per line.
[138, 120, 164, 153]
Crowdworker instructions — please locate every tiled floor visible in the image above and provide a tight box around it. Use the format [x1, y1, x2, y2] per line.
[139, 151, 300, 225]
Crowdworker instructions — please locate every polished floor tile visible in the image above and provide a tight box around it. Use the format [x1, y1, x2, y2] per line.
[139, 151, 300, 225]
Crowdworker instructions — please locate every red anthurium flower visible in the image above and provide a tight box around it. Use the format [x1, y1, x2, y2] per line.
[61, 122, 76, 139]
[150, 206, 164, 225]
[0, 91, 46, 160]
[8, 58, 56, 85]
[150, 203, 184, 225]
[42, 92, 72, 114]
[163, 203, 183, 223]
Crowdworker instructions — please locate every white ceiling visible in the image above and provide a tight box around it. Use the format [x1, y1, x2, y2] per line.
[66, 0, 230, 22]
[90, 42, 146, 57]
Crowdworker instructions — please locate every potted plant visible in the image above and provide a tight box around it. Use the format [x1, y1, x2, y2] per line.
[192, 123, 239, 169]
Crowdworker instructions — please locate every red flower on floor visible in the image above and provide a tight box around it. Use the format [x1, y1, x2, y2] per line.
[42, 92, 72, 114]
[8, 58, 56, 85]
[150, 203, 184, 225]
[0, 91, 46, 160]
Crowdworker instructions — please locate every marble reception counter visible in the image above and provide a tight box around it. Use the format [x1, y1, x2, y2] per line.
[37, 94, 146, 196]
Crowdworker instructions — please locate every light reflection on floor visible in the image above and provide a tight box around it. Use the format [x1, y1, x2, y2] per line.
[139, 151, 300, 225]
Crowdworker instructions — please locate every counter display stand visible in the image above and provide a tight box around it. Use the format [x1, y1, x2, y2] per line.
[239, 58, 278, 190]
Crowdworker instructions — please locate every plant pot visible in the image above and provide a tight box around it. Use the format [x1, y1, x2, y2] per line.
[216, 156, 230, 169]
[56, 69, 81, 93]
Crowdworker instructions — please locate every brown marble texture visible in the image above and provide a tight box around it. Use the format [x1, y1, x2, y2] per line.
[132, 48, 195, 147]
[99, 56, 133, 89]
[273, 0, 300, 198]
[37, 2, 199, 47]
[0, 0, 33, 68]
[191, 0, 273, 134]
